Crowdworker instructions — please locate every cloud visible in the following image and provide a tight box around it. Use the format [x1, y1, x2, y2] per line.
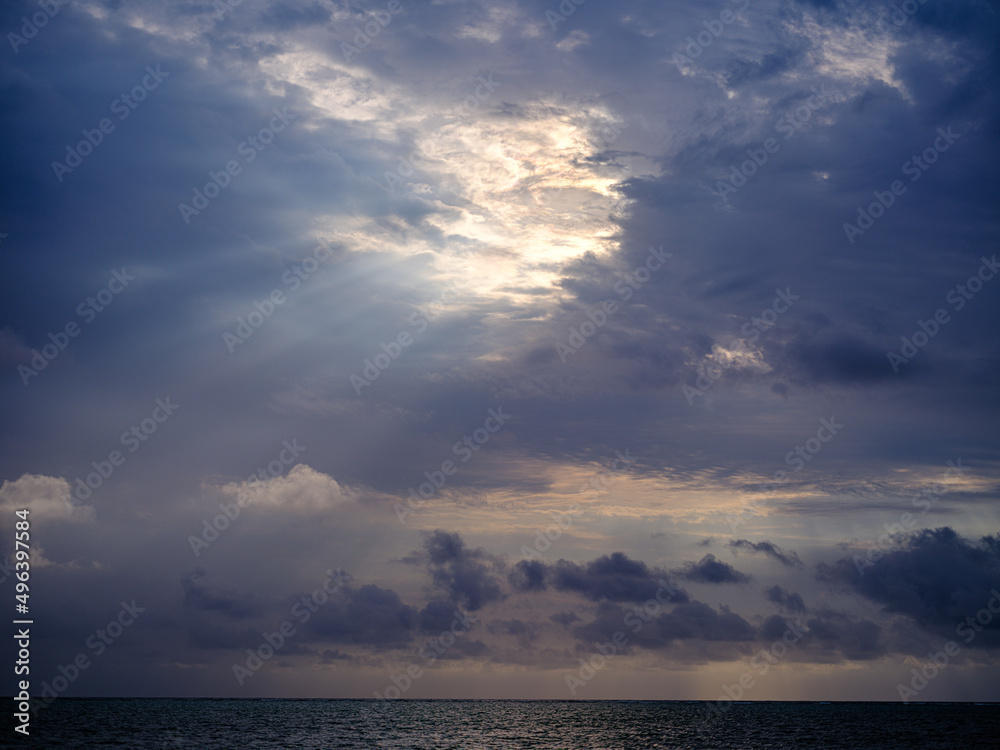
[217, 464, 358, 511]
[414, 530, 506, 611]
[0, 473, 94, 523]
[417, 599, 465, 632]
[259, 1, 332, 30]
[758, 613, 804, 644]
[321, 649, 351, 664]
[1, 0, 999, 703]
[515, 552, 690, 604]
[508, 559, 547, 591]
[27, 545, 103, 571]
[181, 569, 262, 619]
[303, 583, 419, 648]
[657, 600, 756, 642]
[777, 332, 900, 385]
[555, 552, 684, 602]
[729, 539, 803, 567]
[756, 611, 887, 664]
[673, 554, 752, 584]
[800, 610, 885, 662]
[556, 30, 590, 52]
[550, 611, 580, 627]
[764, 585, 807, 614]
[177, 566, 421, 652]
[571, 598, 756, 651]
[816, 527, 1000, 645]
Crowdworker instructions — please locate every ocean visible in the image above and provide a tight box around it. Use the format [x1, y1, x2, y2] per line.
[25, 699, 1000, 748]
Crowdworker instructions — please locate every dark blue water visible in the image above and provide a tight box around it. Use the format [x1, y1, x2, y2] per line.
[18, 699, 1000, 749]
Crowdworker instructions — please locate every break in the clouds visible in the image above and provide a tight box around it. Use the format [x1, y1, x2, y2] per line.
[0, 0, 998, 702]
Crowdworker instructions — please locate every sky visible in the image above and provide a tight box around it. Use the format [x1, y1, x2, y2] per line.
[1, 0, 999, 704]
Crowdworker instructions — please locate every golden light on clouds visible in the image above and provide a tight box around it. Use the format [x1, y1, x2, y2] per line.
[403, 104, 633, 295]
[256, 43, 634, 299]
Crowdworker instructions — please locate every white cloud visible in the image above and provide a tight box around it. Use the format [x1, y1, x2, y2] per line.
[789, 13, 909, 99]
[218, 464, 358, 510]
[29, 545, 104, 570]
[0, 474, 95, 523]
[556, 30, 590, 52]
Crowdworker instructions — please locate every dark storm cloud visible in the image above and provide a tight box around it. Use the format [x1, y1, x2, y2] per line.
[571, 601, 671, 651]
[417, 599, 465, 632]
[178, 569, 422, 652]
[551, 554, 676, 602]
[302, 583, 419, 647]
[510, 552, 690, 604]
[816, 527, 1000, 645]
[729, 539, 803, 567]
[777, 333, 900, 385]
[508, 559, 547, 592]
[673, 554, 752, 584]
[800, 610, 885, 661]
[571, 598, 756, 650]
[411, 530, 506, 611]
[548, 0, 1000, 420]
[657, 601, 756, 642]
[764, 585, 807, 614]
[759, 613, 800, 642]
[755, 608, 887, 663]
[181, 568, 262, 619]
